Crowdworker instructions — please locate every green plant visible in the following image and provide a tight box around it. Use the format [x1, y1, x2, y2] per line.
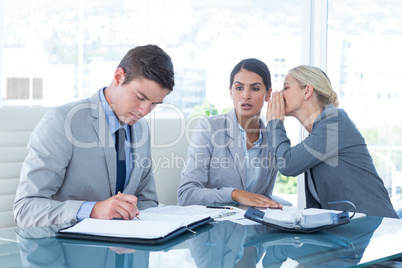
[275, 172, 297, 194]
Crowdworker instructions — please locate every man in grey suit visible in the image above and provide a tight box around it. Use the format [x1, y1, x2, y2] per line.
[14, 45, 175, 228]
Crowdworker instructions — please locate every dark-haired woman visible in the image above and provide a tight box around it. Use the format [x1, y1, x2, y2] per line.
[178, 58, 282, 208]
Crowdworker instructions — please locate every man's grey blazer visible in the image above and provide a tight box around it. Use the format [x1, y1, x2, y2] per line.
[178, 109, 278, 205]
[14, 91, 158, 228]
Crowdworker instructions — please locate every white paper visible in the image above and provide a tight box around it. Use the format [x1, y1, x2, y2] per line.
[60, 218, 186, 239]
[144, 205, 245, 221]
[263, 209, 298, 228]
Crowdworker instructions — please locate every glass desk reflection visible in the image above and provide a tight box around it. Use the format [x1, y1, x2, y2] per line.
[0, 215, 402, 267]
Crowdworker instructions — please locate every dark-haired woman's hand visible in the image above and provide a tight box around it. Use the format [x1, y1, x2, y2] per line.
[266, 91, 285, 122]
[231, 189, 283, 209]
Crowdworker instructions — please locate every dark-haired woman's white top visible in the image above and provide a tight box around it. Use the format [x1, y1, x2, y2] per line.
[267, 104, 398, 218]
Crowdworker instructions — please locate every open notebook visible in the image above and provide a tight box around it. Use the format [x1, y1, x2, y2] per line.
[244, 207, 352, 233]
[57, 206, 216, 245]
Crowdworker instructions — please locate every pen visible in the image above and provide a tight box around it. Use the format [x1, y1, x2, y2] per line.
[206, 206, 234, 210]
[112, 216, 140, 220]
[134, 205, 141, 220]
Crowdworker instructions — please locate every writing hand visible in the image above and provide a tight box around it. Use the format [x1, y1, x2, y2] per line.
[90, 193, 140, 220]
[231, 189, 283, 209]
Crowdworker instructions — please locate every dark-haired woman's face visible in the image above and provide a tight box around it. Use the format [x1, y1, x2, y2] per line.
[230, 69, 270, 119]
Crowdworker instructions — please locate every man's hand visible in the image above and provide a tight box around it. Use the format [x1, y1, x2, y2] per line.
[90, 193, 140, 220]
[232, 189, 283, 209]
[266, 91, 285, 122]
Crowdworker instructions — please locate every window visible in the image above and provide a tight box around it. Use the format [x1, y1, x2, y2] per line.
[0, 0, 302, 114]
[6, 77, 43, 99]
[328, 0, 402, 209]
[0, 0, 304, 202]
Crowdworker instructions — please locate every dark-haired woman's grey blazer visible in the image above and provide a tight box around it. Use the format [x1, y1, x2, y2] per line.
[178, 109, 278, 206]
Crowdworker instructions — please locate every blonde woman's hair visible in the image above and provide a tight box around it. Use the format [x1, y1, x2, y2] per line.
[288, 65, 339, 108]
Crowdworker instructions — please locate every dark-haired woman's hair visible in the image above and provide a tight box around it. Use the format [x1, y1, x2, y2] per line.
[229, 58, 271, 91]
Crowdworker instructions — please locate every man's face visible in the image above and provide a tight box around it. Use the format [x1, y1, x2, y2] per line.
[111, 77, 169, 125]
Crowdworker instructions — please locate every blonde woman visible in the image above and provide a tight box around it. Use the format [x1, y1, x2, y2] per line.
[266, 65, 398, 218]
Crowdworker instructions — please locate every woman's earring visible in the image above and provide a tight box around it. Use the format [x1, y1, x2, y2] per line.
[304, 97, 306, 100]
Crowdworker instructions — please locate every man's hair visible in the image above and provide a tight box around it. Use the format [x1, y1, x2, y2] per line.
[118, 45, 175, 91]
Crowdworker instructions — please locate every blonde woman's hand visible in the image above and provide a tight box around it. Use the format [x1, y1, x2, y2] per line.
[266, 91, 285, 122]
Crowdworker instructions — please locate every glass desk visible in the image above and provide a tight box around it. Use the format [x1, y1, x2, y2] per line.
[0, 215, 401, 267]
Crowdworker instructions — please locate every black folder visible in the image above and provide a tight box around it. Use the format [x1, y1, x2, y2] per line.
[56, 217, 213, 245]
